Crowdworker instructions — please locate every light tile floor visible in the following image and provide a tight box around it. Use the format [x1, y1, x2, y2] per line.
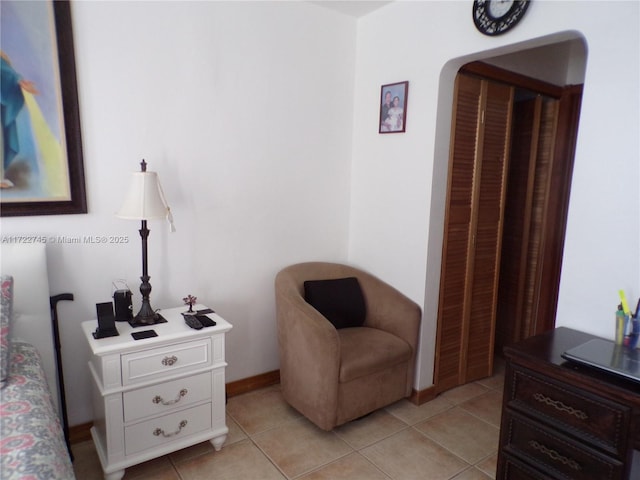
[72, 366, 504, 480]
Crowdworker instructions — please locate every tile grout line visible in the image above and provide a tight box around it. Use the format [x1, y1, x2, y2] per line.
[169, 382, 503, 480]
[247, 436, 291, 480]
[408, 424, 474, 469]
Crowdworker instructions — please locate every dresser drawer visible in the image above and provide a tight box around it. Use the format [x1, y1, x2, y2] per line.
[507, 365, 630, 456]
[503, 411, 624, 480]
[121, 339, 211, 386]
[123, 371, 212, 422]
[125, 403, 212, 456]
[499, 453, 557, 480]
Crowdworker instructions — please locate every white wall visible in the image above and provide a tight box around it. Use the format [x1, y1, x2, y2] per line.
[1, 1, 356, 426]
[349, 1, 639, 389]
[483, 38, 587, 86]
[2, 0, 638, 426]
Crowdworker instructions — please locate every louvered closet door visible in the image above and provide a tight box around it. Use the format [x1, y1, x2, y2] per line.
[495, 95, 560, 350]
[464, 80, 513, 382]
[495, 98, 538, 350]
[435, 74, 513, 392]
[435, 74, 482, 393]
[521, 97, 559, 338]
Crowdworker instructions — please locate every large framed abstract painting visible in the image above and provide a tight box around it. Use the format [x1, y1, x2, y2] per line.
[1, 0, 86, 217]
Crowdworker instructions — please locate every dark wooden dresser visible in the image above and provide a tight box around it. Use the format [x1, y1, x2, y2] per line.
[497, 327, 640, 479]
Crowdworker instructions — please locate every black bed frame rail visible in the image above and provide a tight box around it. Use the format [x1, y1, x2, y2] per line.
[50, 293, 74, 459]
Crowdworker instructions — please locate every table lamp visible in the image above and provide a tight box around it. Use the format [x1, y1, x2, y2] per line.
[116, 160, 175, 325]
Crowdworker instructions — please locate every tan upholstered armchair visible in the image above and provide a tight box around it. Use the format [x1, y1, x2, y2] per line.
[275, 262, 421, 431]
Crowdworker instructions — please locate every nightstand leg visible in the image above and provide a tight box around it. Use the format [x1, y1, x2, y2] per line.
[210, 434, 227, 451]
[104, 469, 125, 480]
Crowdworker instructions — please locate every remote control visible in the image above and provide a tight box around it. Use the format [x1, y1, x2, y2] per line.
[131, 329, 157, 340]
[197, 315, 216, 327]
[184, 314, 203, 330]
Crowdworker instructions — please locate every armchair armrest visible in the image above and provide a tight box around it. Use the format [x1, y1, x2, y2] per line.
[359, 273, 421, 352]
[275, 272, 341, 429]
[358, 272, 421, 397]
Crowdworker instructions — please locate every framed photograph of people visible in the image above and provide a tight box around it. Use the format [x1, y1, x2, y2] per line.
[379, 81, 408, 134]
[1, 0, 87, 217]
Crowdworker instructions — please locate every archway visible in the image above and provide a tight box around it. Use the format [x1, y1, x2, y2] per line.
[416, 32, 588, 395]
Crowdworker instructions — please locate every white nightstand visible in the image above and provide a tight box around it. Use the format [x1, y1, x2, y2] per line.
[82, 305, 232, 480]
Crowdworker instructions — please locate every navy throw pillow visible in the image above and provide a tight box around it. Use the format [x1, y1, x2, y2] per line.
[303, 277, 366, 329]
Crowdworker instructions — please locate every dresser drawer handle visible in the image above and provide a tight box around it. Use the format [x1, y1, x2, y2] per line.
[532, 393, 589, 420]
[161, 355, 178, 366]
[528, 440, 581, 471]
[153, 420, 188, 438]
[152, 388, 188, 406]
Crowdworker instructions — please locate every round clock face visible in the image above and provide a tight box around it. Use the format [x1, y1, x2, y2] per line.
[473, 0, 531, 36]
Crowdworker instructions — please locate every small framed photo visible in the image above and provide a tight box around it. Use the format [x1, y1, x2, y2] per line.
[379, 81, 408, 134]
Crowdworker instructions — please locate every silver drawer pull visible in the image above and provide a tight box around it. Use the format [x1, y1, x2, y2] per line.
[153, 420, 187, 438]
[528, 440, 581, 471]
[152, 389, 188, 406]
[532, 393, 588, 420]
[161, 355, 178, 366]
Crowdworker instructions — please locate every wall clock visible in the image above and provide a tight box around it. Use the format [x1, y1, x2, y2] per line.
[473, 0, 531, 36]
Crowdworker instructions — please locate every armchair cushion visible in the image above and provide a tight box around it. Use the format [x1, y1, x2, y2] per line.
[338, 327, 411, 383]
[303, 277, 366, 329]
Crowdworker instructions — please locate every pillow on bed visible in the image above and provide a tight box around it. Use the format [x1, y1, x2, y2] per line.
[0, 275, 14, 386]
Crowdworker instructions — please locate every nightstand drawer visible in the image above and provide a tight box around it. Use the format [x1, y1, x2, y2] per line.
[122, 339, 211, 386]
[123, 371, 212, 422]
[503, 411, 624, 480]
[507, 365, 630, 456]
[125, 403, 212, 456]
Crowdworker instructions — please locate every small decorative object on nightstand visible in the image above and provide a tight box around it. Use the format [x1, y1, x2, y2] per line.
[83, 305, 232, 480]
[183, 294, 197, 313]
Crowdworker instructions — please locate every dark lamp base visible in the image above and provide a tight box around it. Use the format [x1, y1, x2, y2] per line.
[132, 313, 158, 326]
[131, 295, 157, 325]
[128, 313, 167, 328]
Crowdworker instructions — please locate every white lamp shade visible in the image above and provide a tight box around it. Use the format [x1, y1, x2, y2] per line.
[116, 171, 168, 220]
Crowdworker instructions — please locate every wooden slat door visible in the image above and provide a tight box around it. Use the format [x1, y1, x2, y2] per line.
[435, 73, 513, 392]
[495, 97, 539, 350]
[435, 74, 481, 393]
[522, 98, 559, 337]
[495, 95, 560, 350]
[464, 80, 513, 382]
